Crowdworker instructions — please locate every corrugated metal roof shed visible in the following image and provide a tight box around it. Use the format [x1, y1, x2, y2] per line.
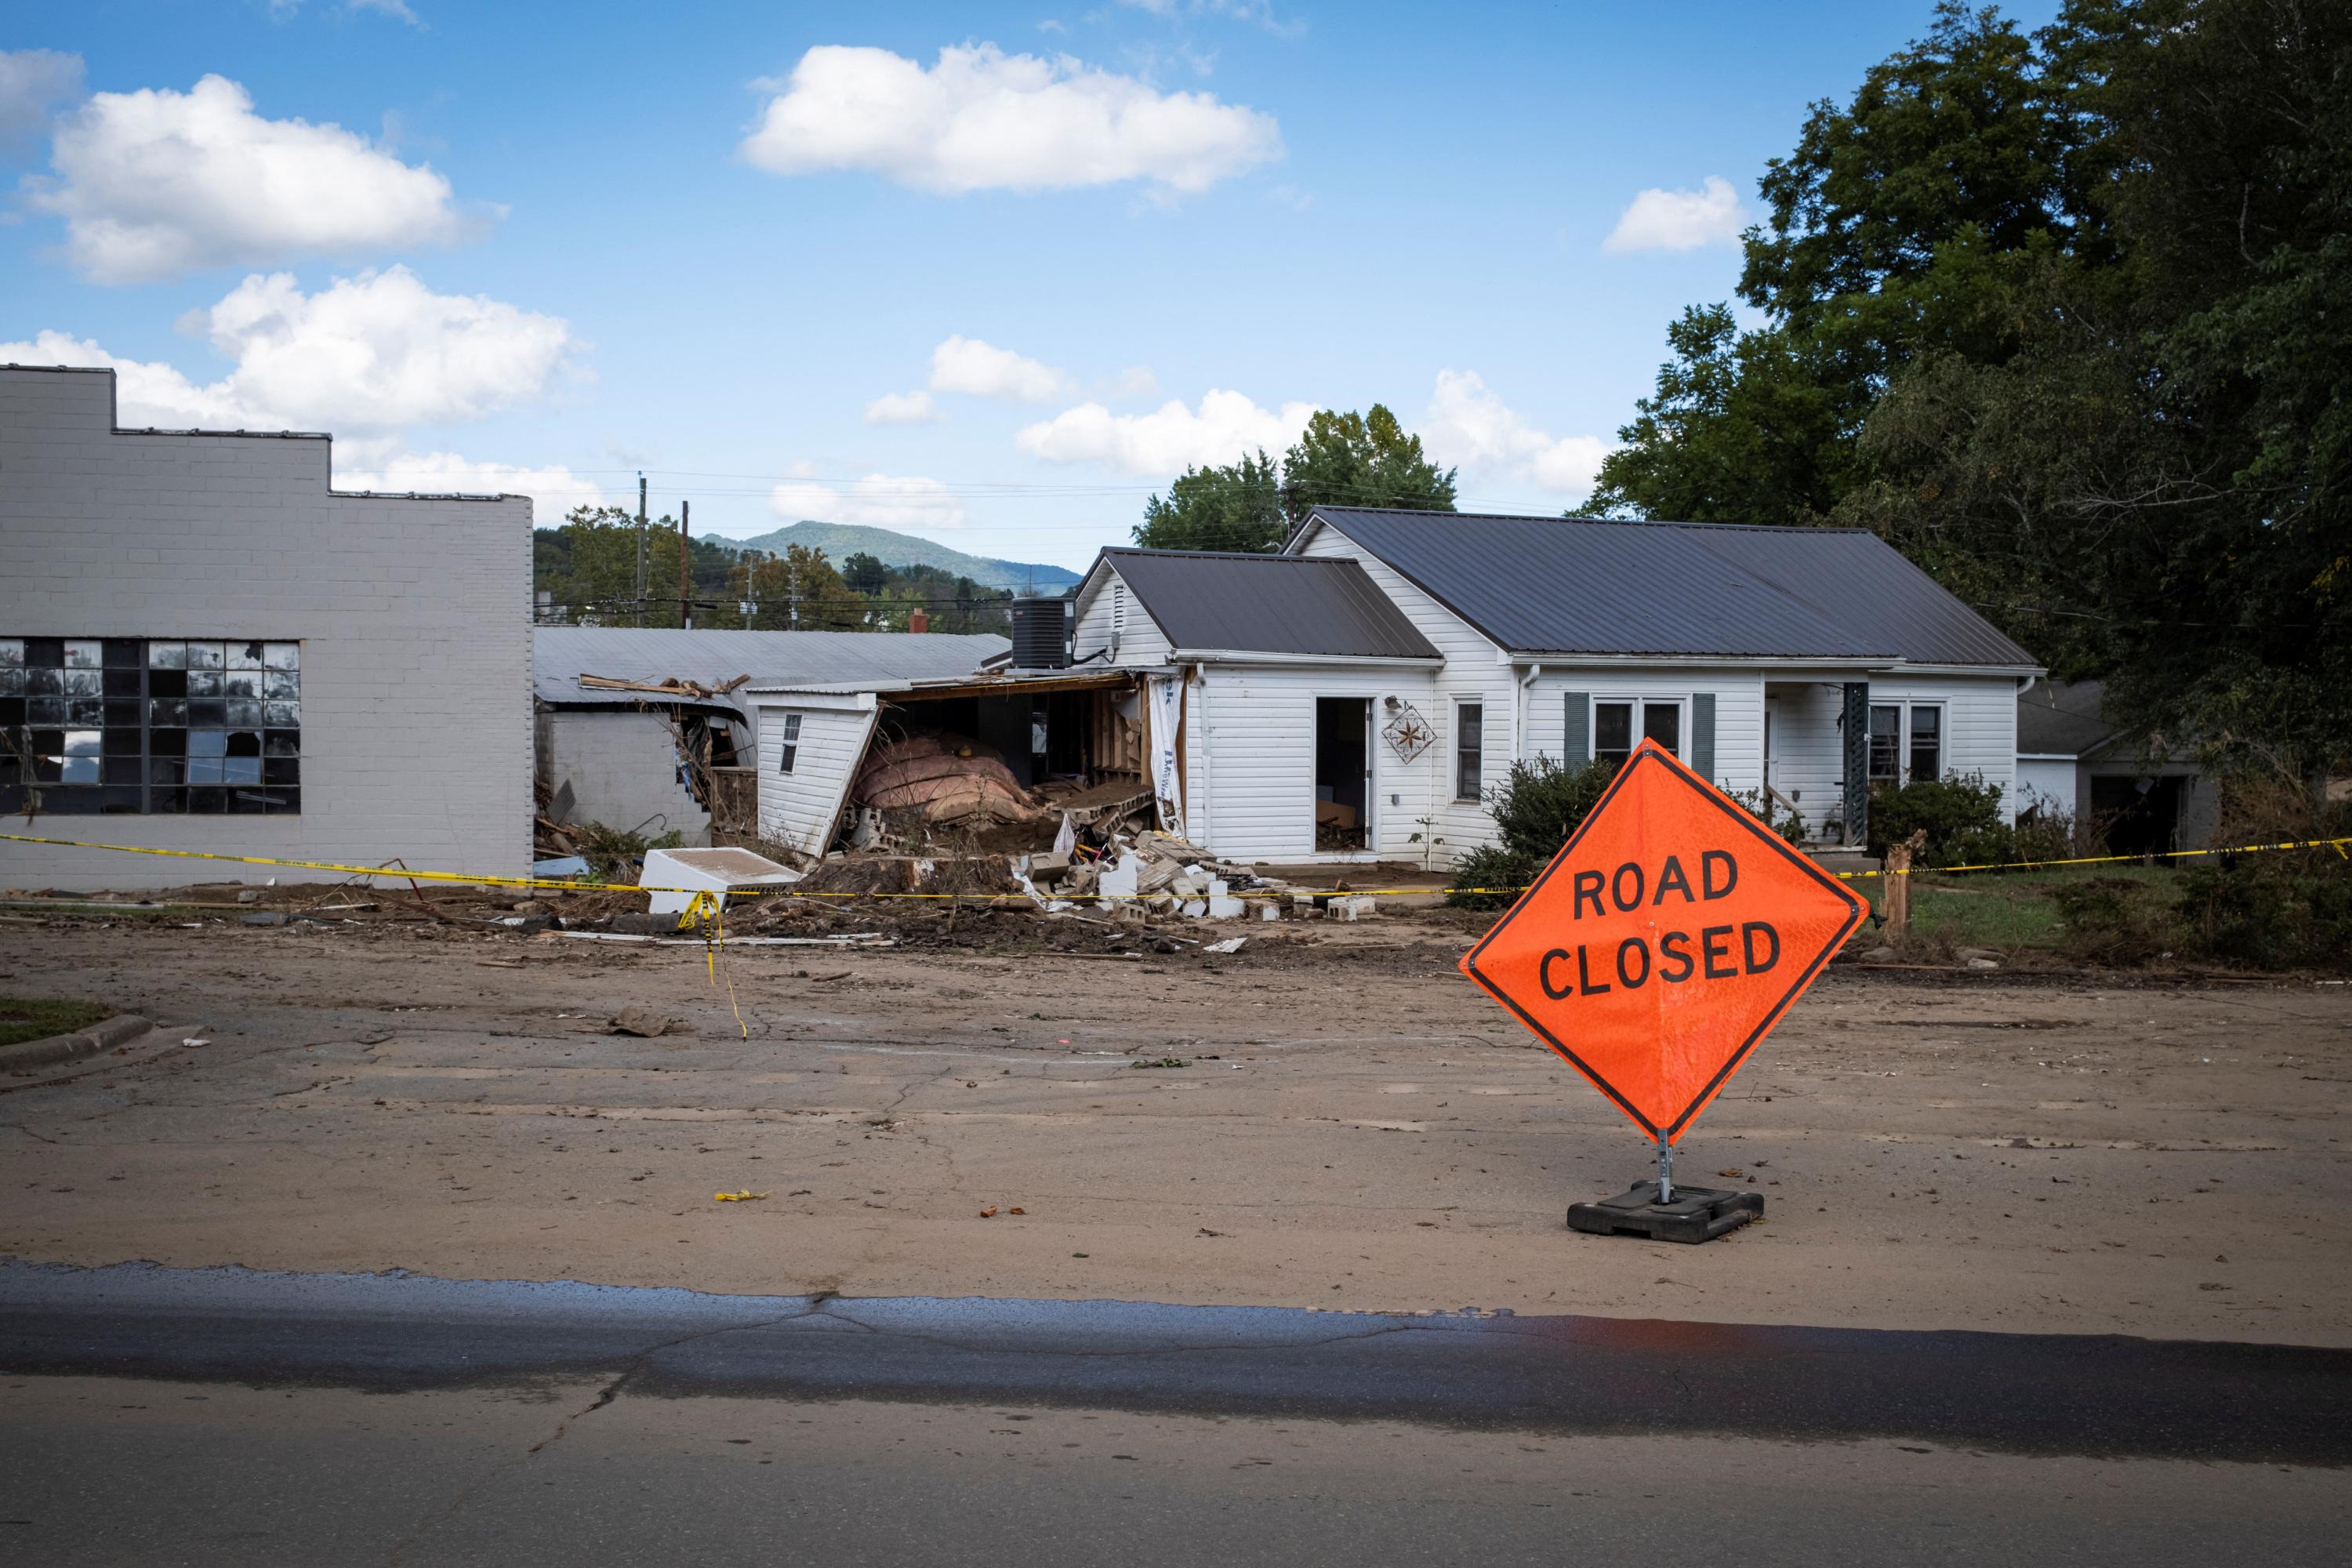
[1302, 507, 2041, 667]
[1098, 548, 1441, 659]
[533, 626, 1007, 707]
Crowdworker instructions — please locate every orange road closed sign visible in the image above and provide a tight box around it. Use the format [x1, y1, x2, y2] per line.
[1459, 738, 1864, 1144]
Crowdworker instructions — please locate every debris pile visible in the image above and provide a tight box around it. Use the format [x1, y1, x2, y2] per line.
[1020, 829, 1376, 923]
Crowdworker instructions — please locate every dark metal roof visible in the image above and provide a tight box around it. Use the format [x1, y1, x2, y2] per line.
[2016, 680, 2116, 756]
[1301, 507, 2041, 667]
[1096, 548, 1441, 659]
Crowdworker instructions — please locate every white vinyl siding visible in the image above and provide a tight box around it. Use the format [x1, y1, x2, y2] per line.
[1294, 519, 1513, 867]
[1070, 567, 1171, 666]
[1523, 670, 1766, 795]
[751, 693, 879, 856]
[1766, 674, 2020, 834]
[1190, 665, 1393, 862]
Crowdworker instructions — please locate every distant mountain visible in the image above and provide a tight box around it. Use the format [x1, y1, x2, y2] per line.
[723, 521, 1082, 593]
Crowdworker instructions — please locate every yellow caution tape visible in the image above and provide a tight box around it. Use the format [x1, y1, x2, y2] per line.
[4, 829, 2346, 906]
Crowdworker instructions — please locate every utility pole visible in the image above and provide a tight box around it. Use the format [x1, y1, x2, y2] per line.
[633, 474, 648, 629]
[677, 499, 692, 631]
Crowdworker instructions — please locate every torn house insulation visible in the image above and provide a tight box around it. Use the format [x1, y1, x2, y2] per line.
[532, 626, 1008, 848]
[749, 666, 1162, 862]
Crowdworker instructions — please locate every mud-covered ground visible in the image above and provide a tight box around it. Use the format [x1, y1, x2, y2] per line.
[3, 892, 2347, 1344]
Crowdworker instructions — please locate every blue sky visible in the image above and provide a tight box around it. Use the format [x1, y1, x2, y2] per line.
[2, 1, 2060, 571]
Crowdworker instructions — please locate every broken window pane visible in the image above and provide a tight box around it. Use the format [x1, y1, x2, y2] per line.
[9, 637, 299, 816]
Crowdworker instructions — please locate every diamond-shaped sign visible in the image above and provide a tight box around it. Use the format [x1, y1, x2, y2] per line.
[1459, 739, 1864, 1143]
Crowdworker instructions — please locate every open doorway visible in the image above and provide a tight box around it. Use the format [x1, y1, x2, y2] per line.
[2092, 774, 2183, 856]
[1315, 697, 1371, 852]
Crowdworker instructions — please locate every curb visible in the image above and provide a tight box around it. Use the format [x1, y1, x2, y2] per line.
[0, 1014, 151, 1073]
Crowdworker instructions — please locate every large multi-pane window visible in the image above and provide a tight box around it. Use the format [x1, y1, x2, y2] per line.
[1867, 702, 1943, 785]
[1595, 699, 1683, 771]
[0, 637, 301, 815]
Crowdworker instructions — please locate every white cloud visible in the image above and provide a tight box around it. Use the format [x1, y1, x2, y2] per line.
[1602, 175, 1746, 254]
[2, 266, 579, 433]
[1116, 0, 1299, 31]
[862, 389, 938, 424]
[334, 450, 608, 521]
[768, 473, 967, 532]
[1418, 370, 1610, 498]
[1018, 387, 1315, 474]
[29, 74, 477, 283]
[1105, 365, 1160, 399]
[348, 0, 423, 23]
[0, 329, 257, 428]
[738, 43, 1281, 195]
[928, 334, 1069, 401]
[0, 49, 82, 151]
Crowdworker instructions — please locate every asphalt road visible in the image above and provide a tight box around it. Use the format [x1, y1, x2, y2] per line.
[3, 1261, 2348, 1566]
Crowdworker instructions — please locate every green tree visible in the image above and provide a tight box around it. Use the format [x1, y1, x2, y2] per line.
[1593, 0, 2352, 772]
[1132, 405, 1455, 552]
[1279, 405, 1456, 525]
[840, 551, 891, 596]
[737, 544, 870, 631]
[1592, 2, 2073, 524]
[1133, 450, 1285, 552]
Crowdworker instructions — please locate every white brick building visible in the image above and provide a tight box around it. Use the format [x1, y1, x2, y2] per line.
[0, 365, 532, 890]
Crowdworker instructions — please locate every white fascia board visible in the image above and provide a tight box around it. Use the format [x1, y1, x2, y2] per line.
[1506, 654, 2043, 677]
[1174, 648, 1443, 668]
[2017, 752, 2080, 761]
[748, 688, 880, 712]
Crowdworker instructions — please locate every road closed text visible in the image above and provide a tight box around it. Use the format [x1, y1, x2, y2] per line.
[1536, 850, 1781, 997]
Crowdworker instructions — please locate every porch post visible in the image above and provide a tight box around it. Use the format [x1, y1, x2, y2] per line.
[1842, 681, 1871, 848]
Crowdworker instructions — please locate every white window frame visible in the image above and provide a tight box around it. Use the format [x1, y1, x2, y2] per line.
[1591, 695, 1688, 768]
[1906, 700, 1945, 784]
[775, 711, 804, 774]
[1866, 700, 1946, 786]
[1453, 698, 1485, 802]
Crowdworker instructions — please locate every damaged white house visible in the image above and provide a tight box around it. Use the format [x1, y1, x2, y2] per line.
[534, 626, 1008, 845]
[746, 506, 2042, 870]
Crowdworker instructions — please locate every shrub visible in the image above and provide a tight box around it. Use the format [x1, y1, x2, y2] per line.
[1725, 786, 1809, 847]
[1867, 773, 2014, 867]
[1446, 755, 1617, 909]
[575, 821, 684, 883]
[2009, 805, 2082, 865]
[2052, 877, 2176, 966]
[2172, 854, 2352, 971]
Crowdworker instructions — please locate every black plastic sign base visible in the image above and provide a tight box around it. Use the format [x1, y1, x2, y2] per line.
[1567, 1181, 1762, 1243]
